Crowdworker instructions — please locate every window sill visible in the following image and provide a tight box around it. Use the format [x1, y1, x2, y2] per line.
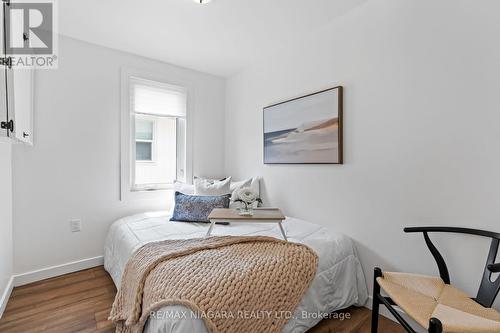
[131, 184, 174, 192]
[121, 185, 174, 202]
[136, 161, 156, 164]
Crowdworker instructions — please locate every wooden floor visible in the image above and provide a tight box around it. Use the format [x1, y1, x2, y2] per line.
[0, 267, 405, 333]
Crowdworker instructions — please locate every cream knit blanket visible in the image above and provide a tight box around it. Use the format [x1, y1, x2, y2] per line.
[109, 236, 318, 333]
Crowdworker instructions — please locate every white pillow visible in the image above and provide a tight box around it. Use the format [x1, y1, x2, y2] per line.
[230, 177, 261, 208]
[230, 178, 252, 193]
[173, 180, 194, 195]
[194, 177, 232, 196]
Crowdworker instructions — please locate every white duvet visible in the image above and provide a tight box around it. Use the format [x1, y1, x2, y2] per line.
[104, 212, 369, 333]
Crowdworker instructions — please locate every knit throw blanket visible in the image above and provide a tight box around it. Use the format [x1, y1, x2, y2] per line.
[109, 236, 318, 333]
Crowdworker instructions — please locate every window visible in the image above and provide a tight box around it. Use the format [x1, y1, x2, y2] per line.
[128, 76, 188, 191]
[135, 118, 155, 162]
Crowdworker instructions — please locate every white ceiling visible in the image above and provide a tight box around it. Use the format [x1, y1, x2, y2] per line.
[59, 0, 365, 77]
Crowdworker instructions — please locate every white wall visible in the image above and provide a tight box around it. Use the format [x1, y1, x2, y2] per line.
[0, 144, 13, 315]
[225, 0, 500, 309]
[12, 36, 226, 275]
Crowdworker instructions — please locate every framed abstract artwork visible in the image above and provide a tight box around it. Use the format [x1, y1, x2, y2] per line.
[263, 86, 343, 164]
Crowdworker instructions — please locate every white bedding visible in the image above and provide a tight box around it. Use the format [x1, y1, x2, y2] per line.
[104, 212, 368, 333]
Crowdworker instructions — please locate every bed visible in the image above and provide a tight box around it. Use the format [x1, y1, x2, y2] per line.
[104, 211, 369, 333]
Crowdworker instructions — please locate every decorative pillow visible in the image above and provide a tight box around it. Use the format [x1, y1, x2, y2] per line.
[194, 177, 232, 196]
[230, 177, 261, 208]
[170, 192, 231, 223]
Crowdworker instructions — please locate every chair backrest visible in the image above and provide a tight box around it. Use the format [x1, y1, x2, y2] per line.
[404, 226, 500, 308]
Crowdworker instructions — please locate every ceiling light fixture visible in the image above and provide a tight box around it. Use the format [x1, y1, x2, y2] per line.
[194, 0, 212, 4]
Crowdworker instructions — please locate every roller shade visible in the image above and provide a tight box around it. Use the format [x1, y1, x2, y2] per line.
[131, 77, 187, 117]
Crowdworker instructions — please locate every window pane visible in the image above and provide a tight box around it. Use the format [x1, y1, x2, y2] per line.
[136, 118, 153, 140]
[136, 142, 152, 161]
[135, 117, 177, 187]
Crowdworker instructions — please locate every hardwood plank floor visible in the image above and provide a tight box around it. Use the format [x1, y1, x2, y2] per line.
[0, 267, 405, 333]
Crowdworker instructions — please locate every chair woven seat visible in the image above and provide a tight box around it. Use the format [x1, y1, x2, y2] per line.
[377, 272, 500, 333]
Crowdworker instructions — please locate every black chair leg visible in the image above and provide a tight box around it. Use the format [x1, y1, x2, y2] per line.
[371, 267, 383, 333]
[428, 318, 443, 333]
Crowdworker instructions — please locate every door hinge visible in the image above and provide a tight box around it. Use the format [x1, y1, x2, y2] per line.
[0, 57, 12, 69]
[1, 120, 14, 133]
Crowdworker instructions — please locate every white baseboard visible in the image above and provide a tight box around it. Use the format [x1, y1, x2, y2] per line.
[0, 276, 14, 319]
[13, 256, 104, 287]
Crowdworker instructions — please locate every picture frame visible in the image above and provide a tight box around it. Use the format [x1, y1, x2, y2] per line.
[263, 86, 343, 164]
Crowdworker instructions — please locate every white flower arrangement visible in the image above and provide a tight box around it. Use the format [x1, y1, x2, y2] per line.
[234, 187, 262, 212]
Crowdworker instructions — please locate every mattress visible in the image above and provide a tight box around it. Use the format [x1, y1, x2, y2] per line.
[104, 211, 369, 333]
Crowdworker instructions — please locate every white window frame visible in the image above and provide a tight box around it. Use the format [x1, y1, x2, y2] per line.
[120, 67, 194, 201]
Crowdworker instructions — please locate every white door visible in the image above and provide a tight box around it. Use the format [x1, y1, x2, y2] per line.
[0, 1, 9, 139]
[3, 2, 34, 145]
[12, 68, 34, 144]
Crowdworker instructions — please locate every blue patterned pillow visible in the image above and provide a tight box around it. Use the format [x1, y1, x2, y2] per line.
[170, 192, 231, 223]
